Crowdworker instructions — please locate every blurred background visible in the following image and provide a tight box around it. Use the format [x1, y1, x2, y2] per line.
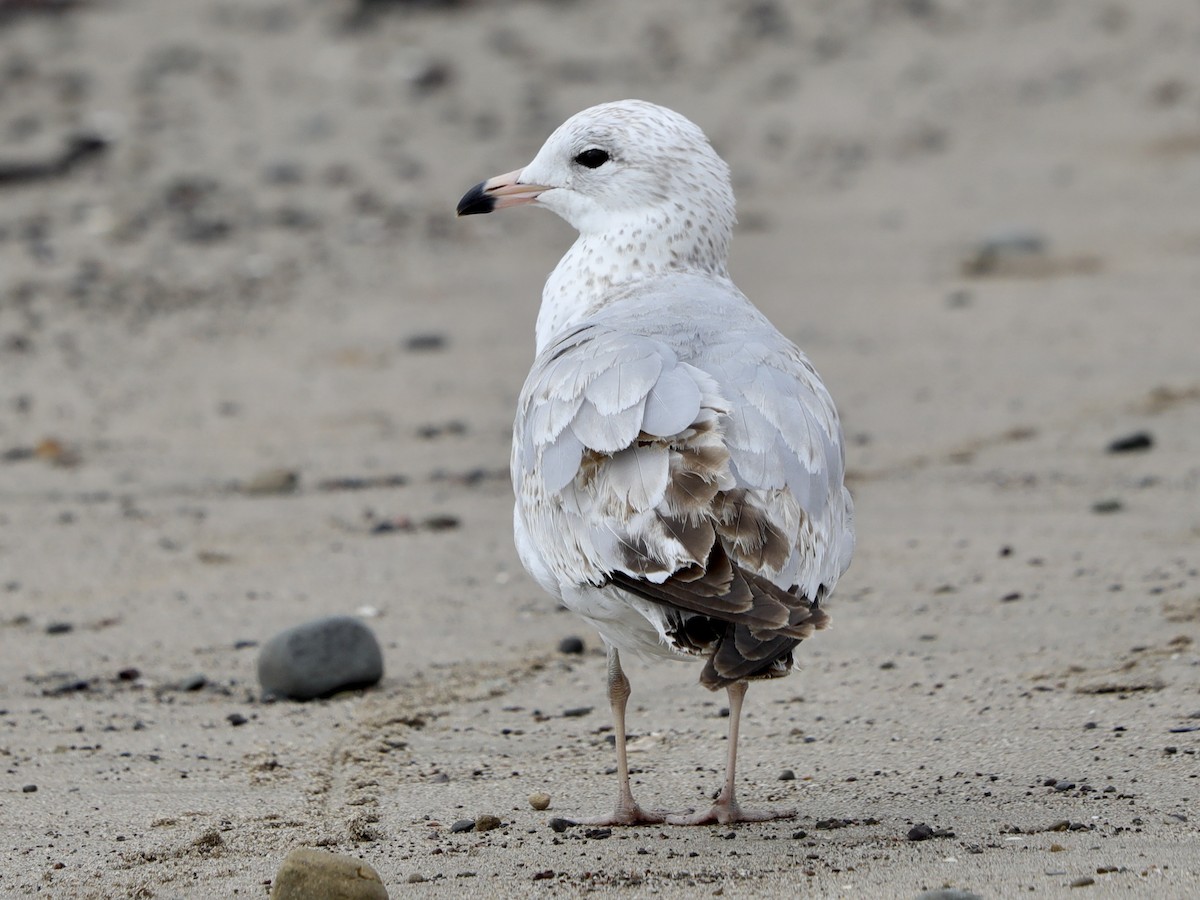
[3, 0, 1197, 642]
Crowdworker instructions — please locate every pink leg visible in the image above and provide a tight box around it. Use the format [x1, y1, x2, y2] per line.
[567, 648, 667, 826]
[666, 680, 796, 825]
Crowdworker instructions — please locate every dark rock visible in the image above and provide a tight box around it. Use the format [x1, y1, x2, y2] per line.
[179, 674, 208, 692]
[450, 819, 474, 833]
[403, 333, 446, 352]
[227, 713, 249, 726]
[779, 769, 796, 781]
[548, 817, 572, 833]
[21, 784, 37, 793]
[1106, 431, 1153, 453]
[915, 891, 984, 900]
[558, 635, 585, 654]
[45, 622, 73, 635]
[257, 616, 383, 701]
[269, 847, 388, 900]
[561, 706, 592, 718]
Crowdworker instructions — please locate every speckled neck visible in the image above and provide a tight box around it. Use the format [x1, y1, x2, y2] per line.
[535, 209, 732, 353]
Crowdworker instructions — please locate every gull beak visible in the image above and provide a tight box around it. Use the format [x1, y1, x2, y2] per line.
[456, 168, 550, 216]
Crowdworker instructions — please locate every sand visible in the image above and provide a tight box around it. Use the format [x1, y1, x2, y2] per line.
[1, 0, 1198, 897]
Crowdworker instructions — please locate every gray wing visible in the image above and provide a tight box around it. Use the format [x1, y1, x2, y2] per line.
[513, 308, 852, 687]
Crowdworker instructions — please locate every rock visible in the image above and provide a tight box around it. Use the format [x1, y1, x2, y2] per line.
[474, 814, 502, 832]
[258, 617, 383, 700]
[242, 468, 300, 495]
[450, 819, 474, 833]
[914, 892, 983, 900]
[529, 792, 551, 811]
[779, 769, 796, 781]
[270, 847, 388, 900]
[1106, 431, 1153, 453]
[558, 635, 585, 654]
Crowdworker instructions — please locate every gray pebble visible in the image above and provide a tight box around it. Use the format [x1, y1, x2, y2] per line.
[450, 819, 474, 833]
[258, 616, 383, 701]
[270, 847, 388, 900]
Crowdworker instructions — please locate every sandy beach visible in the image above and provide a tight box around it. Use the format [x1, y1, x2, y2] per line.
[1, 0, 1198, 896]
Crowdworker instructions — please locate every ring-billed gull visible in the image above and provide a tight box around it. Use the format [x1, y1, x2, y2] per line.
[457, 100, 855, 826]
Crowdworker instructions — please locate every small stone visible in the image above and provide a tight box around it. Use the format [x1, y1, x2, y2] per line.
[558, 635, 585, 654]
[1050, 843, 1065, 852]
[779, 769, 796, 781]
[258, 617, 384, 701]
[404, 333, 446, 352]
[179, 674, 208, 692]
[22, 784, 37, 793]
[960, 228, 1047, 277]
[227, 713, 249, 727]
[117, 667, 140, 681]
[548, 817, 572, 833]
[474, 815, 502, 832]
[915, 891, 984, 900]
[907, 823, 935, 841]
[1092, 499, 1123, 514]
[45, 622, 74, 635]
[1070, 876, 1095, 888]
[1106, 432, 1153, 454]
[1053, 781, 1076, 792]
[269, 847, 388, 899]
[242, 468, 300, 495]
[450, 819, 474, 833]
[529, 792, 551, 811]
[406, 873, 426, 883]
[561, 706, 592, 718]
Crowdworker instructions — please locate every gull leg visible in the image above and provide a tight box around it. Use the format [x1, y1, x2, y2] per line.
[567, 647, 666, 826]
[667, 680, 796, 825]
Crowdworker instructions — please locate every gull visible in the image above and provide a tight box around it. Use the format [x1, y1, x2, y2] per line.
[457, 100, 854, 826]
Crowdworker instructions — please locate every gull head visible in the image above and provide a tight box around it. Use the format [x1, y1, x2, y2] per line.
[457, 100, 735, 262]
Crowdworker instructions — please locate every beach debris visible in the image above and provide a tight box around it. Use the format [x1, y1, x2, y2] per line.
[529, 792, 551, 811]
[269, 847, 388, 900]
[258, 616, 383, 700]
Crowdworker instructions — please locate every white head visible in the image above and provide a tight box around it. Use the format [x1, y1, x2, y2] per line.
[457, 100, 736, 274]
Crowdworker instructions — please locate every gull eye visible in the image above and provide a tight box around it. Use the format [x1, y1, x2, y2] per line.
[574, 148, 610, 169]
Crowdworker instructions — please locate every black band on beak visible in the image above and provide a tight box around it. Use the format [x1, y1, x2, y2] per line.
[456, 181, 496, 216]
